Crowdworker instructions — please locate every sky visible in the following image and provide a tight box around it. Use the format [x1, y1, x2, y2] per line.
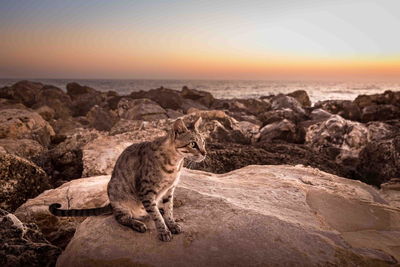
[0, 0, 400, 80]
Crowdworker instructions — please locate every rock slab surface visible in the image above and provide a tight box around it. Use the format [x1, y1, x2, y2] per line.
[50, 165, 400, 266]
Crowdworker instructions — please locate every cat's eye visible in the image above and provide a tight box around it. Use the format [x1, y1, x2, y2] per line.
[188, 142, 196, 148]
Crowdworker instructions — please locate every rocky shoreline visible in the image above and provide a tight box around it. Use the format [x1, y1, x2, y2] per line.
[1, 80, 400, 266]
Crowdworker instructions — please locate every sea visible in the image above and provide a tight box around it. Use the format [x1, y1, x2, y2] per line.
[1, 79, 400, 104]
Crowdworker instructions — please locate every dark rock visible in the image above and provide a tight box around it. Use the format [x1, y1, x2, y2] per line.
[357, 135, 400, 186]
[47, 129, 102, 183]
[181, 98, 208, 113]
[258, 108, 302, 126]
[354, 90, 400, 109]
[305, 115, 369, 165]
[130, 87, 183, 110]
[49, 117, 85, 136]
[310, 108, 332, 121]
[166, 109, 184, 119]
[0, 209, 61, 267]
[212, 98, 271, 117]
[190, 142, 354, 179]
[117, 98, 167, 121]
[271, 94, 306, 117]
[86, 105, 119, 131]
[181, 86, 215, 107]
[258, 119, 304, 143]
[0, 98, 27, 110]
[0, 139, 45, 161]
[33, 85, 72, 119]
[0, 109, 55, 147]
[0, 80, 43, 107]
[360, 104, 400, 122]
[287, 90, 311, 107]
[314, 100, 361, 121]
[0, 152, 50, 212]
[367, 121, 399, 142]
[66, 82, 105, 116]
[34, 105, 55, 121]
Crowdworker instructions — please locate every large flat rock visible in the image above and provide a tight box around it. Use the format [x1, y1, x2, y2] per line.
[49, 165, 400, 266]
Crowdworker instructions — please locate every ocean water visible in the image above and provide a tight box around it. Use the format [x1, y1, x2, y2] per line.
[1, 79, 400, 104]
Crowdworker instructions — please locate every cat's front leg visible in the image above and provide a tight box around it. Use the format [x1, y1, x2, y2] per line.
[162, 187, 182, 234]
[140, 191, 172, 242]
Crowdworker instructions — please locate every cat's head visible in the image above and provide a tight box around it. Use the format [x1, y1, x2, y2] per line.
[170, 117, 206, 162]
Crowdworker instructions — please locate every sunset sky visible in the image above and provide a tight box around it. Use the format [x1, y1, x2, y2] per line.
[1, 0, 399, 80]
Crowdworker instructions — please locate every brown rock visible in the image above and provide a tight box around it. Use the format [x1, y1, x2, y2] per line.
[86, 105, 118, 131]
[33, 85, 73, 119]
[0, 109, 55, 146]
[66, 83, 105, 116]
[181, 86, 215, 107]
[0, 209, 61, 267]
[0, 80, 43, 107]
[360, 104, 400, 122]
[314, 100, 361, 121]
[287, 90, 311, 107]
[117, 98, 168, 121]
[0, 152, 50, 212]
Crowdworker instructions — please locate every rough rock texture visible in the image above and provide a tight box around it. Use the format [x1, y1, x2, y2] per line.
[86, 105, 118, 131]
[0, 209, 61, 267]
[15, 175, 109, 249]
[0, 138, 45, 161]
[314, 100, 361, 121]
[0, 109, 55, 146]
[66, 82, 105, 117]
[129, 87, 184, 110]
[181, 86, 215, 107]
[117, 98, 168, 121]
[0, 152, 50, 212]
[287, 90, 311, 107]
[47, 129, 102, 182]
[50, 166, 399, 266]
[306, 115, 369, 165]
[271, 94, 307, 117]
[357, 135, 400, 186]
[193, 142, 354, 179]
[32, 85, 73, 119]
[0, 80, 43, 107]
[360, 104, 400, 122]
[258, 119, 302, 143]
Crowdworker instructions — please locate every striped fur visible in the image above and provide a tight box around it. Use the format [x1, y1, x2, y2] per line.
[49, 118, 206, 242]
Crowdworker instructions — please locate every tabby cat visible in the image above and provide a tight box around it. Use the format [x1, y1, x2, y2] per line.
[49, 117, 206, 241]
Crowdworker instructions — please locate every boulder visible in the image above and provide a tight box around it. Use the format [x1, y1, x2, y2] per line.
[353, 90, 400, 109]
[43, 165, 400, 266]
[314, 100, 361, 121]
[0, 109, 55, 146]
[192, 142, 352, 178]
[270, 94, 306, 117]
[212, 98, 271, 117]
[0, 80, 43, 107]
[0, 98, 27, 110]
[49, 117, 85, 136]
[367, 121, 399, 142]
[33, 85, 73, 119]
[258, 119, 302, 143]
[66, 83, 105, 116]
[86, 105, 118, 131]
[48, 129, 103, 182]
[357, 135, 400, 186]
[0, 138, 45, 161]
[0, 152, 50, 211]
[181, 86, 215, 107]
[35, 105, 55, 121]
[360, 104, 400, 122]
[117, 98, 168, 121]
[287, 90, 311, 107]
[305, 115, 369, 165]
[258, 108, 302, 126]
[130, 87, 184, 110]
[310, 108, 332, 121]
[166, 109, 184, 119]
[14, 175, 109, 249]
[0, 209, 61, 267]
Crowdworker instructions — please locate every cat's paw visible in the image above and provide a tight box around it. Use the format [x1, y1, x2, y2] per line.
[158, 229, 172, 242]
[168, 223, 182, 235]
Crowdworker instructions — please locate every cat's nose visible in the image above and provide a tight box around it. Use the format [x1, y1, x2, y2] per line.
[200, 150, 206, 156]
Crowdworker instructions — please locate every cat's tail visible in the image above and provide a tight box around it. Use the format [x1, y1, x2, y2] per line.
[49, 203, 113, 217]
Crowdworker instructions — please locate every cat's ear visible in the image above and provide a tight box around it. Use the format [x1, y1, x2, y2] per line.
[194, 117, 202, 133]
[173, 118, 188, 136]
